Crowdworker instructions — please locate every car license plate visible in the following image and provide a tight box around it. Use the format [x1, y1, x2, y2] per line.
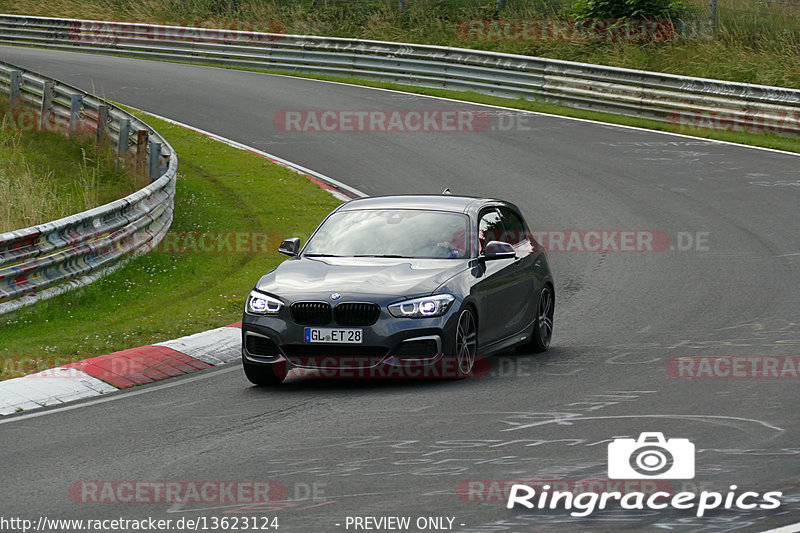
[304, 327, 363, 344]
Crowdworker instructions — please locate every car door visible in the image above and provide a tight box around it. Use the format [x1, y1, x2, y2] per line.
[472, 207, 524, 347]
[496, 206, 539, 337]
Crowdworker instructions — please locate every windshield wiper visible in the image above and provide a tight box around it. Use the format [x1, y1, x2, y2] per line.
[304, 253, 342, 257]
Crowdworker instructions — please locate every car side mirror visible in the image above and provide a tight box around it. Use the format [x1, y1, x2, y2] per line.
[278, 237, 301, 256]
[482, 241, 516, 261]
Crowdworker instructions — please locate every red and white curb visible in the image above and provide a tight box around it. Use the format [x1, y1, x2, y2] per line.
[0, 322, 243, 416]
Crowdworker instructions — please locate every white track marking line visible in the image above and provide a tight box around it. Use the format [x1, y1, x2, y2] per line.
[123, 104, 367, 199]
[0, 365, 241, 425]
[163, 59, 800, 159]
[760, 522, 800, 533]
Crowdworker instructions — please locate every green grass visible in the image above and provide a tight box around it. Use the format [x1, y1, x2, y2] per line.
[0, 111, 341, 380]
[1, 0, 799, 88]
[0, 100, 138, 232]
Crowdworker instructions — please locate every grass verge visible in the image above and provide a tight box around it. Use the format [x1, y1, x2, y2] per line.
[0, 110, 341, 380]
[0, 100, 138, 232]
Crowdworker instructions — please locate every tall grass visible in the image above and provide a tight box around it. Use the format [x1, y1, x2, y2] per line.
[0, 101, 137, 233]
[0, 132, 59, 231]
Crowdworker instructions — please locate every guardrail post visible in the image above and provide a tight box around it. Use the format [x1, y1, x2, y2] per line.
[117, 118, 130, 161]
[709, 0, 718, 29]
[149, 142, 161, 182]
[69, 94, 83, 136]
[136, 130, 148, 171]
[39, 81, 54, 130]
[9, 70, 21, 105]
[96, 105, 109, 144]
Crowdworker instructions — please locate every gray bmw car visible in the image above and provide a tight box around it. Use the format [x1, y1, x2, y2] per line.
[241, 194, 554, 385]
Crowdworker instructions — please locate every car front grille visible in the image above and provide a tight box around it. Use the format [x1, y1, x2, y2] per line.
[334, 303, 381, 326]
[290, 302, 332, 325]
[290, 301, 381, 326]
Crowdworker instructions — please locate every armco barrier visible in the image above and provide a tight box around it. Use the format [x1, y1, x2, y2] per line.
[0, 59, 177, 314]
[0, 14, 799, 133]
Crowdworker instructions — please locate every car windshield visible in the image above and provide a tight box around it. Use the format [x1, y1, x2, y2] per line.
[304, 209, 470, 259]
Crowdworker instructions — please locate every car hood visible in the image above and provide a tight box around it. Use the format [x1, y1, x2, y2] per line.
[256, 256, 469, 299]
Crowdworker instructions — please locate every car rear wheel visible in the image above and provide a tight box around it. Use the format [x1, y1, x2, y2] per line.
[243, 359, 286, 386]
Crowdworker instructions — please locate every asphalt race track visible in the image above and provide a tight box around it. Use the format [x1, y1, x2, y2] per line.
[1, 45, 799, 532]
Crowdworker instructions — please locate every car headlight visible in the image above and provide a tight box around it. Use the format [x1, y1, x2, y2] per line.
[388, 294, 455, 318]
[246, 290, 283, 315]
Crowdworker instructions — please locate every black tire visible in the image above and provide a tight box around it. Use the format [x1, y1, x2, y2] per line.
[243, 359, 286, 386]
[440, 307, 478, 379]
[529, 285, 554, 353]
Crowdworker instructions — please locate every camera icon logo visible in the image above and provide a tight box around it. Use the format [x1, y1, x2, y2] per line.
[608, 432, 695, 479]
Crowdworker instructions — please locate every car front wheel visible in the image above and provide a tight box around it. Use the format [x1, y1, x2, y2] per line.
[440, 307, 477, 378]
[530, 285, 554, 353]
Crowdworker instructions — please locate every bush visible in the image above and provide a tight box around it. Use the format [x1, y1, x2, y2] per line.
[571, 0, 692, 20]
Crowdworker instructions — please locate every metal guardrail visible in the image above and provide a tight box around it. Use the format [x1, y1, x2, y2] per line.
[0, 14, 799, 134]
[0, 58, 177, 314]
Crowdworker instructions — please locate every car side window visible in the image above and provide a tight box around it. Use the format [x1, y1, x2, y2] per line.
[497, 207, 528, 246]
[478, 208, 504, 253]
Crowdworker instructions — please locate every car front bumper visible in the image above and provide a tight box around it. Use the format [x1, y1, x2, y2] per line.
[241, 302, 462, 375]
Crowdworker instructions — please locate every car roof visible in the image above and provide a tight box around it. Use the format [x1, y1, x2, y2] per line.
[336, 194, 503, 215]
